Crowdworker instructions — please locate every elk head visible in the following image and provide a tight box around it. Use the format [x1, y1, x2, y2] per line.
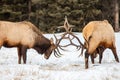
[44, 38, 57, 59]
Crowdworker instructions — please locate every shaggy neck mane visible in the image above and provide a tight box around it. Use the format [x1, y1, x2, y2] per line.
[34, 35, 51, 54]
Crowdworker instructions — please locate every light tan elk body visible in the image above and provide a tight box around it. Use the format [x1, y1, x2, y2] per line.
[0, 21, 57, 64]
[82, 20, 119, 69]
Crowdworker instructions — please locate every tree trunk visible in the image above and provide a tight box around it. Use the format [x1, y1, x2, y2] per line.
[114, 0, 119, 32]
[28, 0, 31, 20]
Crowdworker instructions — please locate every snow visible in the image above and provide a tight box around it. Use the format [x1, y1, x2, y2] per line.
[0, 33, 120, 80]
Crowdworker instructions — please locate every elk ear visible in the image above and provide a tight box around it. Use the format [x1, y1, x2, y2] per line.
[50, 38, 54, 44]
[50, 38, 57, 49]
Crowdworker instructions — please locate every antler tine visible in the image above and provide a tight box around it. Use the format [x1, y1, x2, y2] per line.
[53, 34, 62, 57]
[78, 45, 85, 57]
[54, 33, 68, 51]
[69, 32, 84, 47]
[54, 50, 61, 58]
[53, 34, 69, 58]
[56, 32, 67, 46]
[54, 34, 65, 50]
[56, 48, 63, 55]
[78, 38, 88, 56]
[54, 34, 59, 44]
[64, 16, 75, 32]
[59, 34, 80, 48]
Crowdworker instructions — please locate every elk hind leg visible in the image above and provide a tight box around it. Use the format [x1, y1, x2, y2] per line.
[90, 54, 94, 64]
[111, 47, 119, 62]
[99, 47, 105, 64]
[99, 52, 103, 64]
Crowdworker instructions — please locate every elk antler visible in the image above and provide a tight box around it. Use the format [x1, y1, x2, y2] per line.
[79, 43, 86, 57]
[53, 16, 84, 57]
[58, 16, 84, 49]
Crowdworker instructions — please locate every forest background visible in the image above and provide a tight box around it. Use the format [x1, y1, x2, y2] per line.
[0, 0, 119, 33]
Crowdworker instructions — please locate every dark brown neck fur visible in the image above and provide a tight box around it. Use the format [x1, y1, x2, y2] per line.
[33, 35, 51, 54]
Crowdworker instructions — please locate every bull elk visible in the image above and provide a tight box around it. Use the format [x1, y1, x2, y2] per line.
[82, 20, 119, 69]
[0, 21, 61, 64]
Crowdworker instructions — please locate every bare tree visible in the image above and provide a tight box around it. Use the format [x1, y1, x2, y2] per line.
[114, 0, 120, 32]
[28, 0, 32, 20]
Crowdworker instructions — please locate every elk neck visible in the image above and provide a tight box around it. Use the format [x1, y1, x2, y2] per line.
[34, 35, 51, 54]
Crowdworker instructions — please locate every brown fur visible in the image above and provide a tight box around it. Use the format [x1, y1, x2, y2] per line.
[82, 20, 119, 69]
[0, 21, 56, 64]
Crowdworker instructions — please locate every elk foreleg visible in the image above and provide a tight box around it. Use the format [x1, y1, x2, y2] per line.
[17, 46, 27, 64]
[17, 47, 22, 64]
[21, 46, 27, 64]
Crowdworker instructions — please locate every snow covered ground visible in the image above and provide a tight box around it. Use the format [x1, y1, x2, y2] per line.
[0, 33, 120, 80]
